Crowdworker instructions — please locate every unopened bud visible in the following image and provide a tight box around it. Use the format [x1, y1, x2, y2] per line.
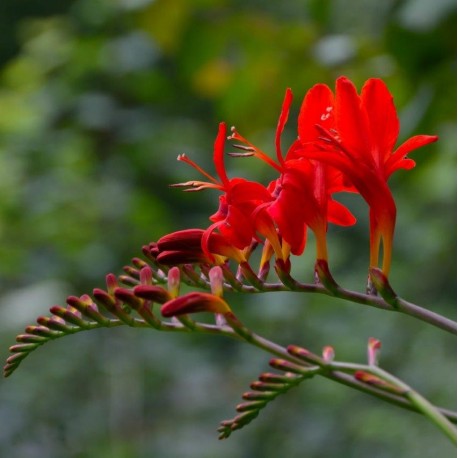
[354, 371, 406, 394]
[250, 381, 285, 392]
[139, 265, 153, 285]
[368, 337, 382, 366]
[105, 274, 119, 295]
[209, 266, 224, 297]
[50, 317, 73, 331]
[369, 268, 398, 306]
[259, 372, 298, 384]
[92, 288, 117, 307]
[322, 345, 335, 363]
[133, 285, 170, 303]
[25, 324, 61, 337]
[9, 343, 37, 353]
[114, 288, 143, 309]
[235, 400, 266, 412]
[50, 305, 87, 328]
[269, 358, 308, 375]
[132, 257, 148, 269]
[16, 334, 47, 343]
[242, 391, 275, 401]
[315, 260, 339, 294]
[167, 267, 181, 298]
[123, 265, 139, 278]
[287, 345, 323, 365]
[161, 292, 230, 317]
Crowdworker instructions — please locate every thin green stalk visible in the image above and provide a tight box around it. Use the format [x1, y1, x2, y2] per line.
[145, 267, 457, 338]
[330, 362, 457, 444]
[216, 327, 457, 425]
[176, 273, 457, 335]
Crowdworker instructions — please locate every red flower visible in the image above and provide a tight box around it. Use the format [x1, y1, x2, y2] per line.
[304, 77, 438, 274]
[230, 87, 355, 262]
[173, 123, 273, 259]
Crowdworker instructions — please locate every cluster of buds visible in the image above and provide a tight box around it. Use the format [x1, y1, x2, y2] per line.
[152, 77, 437, 292]
[3, 257, 253, 378]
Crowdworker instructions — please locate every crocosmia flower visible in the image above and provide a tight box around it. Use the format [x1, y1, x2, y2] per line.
[230, 86, 355, 263]
[305, 77, 438, 275]
[173, 122, 273, 260]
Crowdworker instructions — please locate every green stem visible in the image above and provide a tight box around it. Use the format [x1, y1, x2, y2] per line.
[405, 390, 457, 444]
[330, 362, 457, 444]
[214, 327, 457, 426]
[174, 270, 456, 335]
[237, 283, 456, 335]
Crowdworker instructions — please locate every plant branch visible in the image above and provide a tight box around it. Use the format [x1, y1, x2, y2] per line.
[330, 361, 457, 444]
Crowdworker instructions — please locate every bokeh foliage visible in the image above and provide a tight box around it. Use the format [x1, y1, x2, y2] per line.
[0, 0, 456, 457]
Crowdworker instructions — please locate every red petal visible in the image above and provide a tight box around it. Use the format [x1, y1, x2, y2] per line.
[268, 188, 307, 255]
[209, 195, 228, 222]
[360, 79, 399, 164]
[298, 83, 334, 143]
[327, 199, 356, 227]
[275, 88, 293, 165]
[214, 122, 229, 185]
[335, 77, 372, 163]
[228, 179, 273, 204]
[219, 204, 254, 249]
[385, 135, 438, 178]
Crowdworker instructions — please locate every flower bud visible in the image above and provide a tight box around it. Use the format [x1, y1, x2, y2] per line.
[368, 337, 381, 366]
[114, 288, 143, 310]
[287, 345, 323, 365]
[236, 401, 266, 412]
[209, 266, 224, 297]
[16, 334, 47, 344]
[354, 371, 405, 394]
[105, 273, 119, 295]
[250, 381, 285, 392]
[139, 265, 153, 285]
[259, 372, 298, 384]
[50, 305, 87, 328]
[369, 268, 398, 305]
[269, 358, 308, 375]
[167, 267, 181, 298]
[133, 285, 171, 303]
[242, 391, 275, 401]
[322, 345, 335, 363]
[36, 316, 68, 332]
[92, 289, 117, 308]
[315, 260, 339, 294]
[161, 292, 231, 318]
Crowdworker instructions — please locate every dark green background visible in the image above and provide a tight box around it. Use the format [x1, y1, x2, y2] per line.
[0, 1, 456, 457]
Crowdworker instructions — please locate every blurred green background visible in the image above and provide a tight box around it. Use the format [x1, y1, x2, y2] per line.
[0, 0, 456, 457]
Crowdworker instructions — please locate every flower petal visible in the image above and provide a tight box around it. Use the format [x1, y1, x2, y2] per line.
[214, 122, 229, 185]
[327, 199, 357, 226]
[385, 134, 438, 178]
[275, 88, 293, 165]
[298, 83, 334, 143]
[360, 79, 399, 164]
[334, 77, 373, 163]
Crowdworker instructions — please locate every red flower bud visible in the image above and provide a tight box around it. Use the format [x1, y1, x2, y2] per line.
[161, 292, 231, 318]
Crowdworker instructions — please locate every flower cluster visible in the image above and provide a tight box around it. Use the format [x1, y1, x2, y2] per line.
[155, 77, 437, 287]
